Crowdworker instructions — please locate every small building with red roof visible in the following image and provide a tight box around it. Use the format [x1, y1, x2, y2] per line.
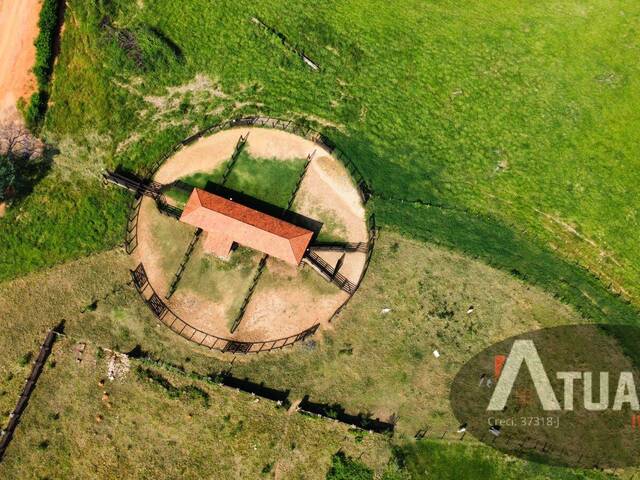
[179, 188, 313, 265]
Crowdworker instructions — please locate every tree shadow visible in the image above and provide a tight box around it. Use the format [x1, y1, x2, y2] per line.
[52, 0, 67, 60]
[11, 145, 56, 202]
[149, 27, 184, 62]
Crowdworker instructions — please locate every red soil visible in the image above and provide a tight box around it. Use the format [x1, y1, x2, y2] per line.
[0, 0, 41, 123]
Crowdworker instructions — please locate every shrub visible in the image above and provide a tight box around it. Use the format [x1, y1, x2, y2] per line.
[24, 91, 48, 130]
[24, 0, 61, 128]
[33, 0, 60, 89]
[18, 351, 33, 367]
[326, 452, 373, 480]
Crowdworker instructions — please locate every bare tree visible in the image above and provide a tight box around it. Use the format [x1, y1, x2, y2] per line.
[0, 121, 42, 159]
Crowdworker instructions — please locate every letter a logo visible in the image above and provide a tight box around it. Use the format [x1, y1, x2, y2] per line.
[487, 340, 560, 411]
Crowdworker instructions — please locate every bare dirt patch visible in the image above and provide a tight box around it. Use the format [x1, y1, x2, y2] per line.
[134, 127, 369, 344]
[0, 0, 41, 123]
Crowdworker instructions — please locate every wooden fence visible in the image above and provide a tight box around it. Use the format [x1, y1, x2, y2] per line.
[143, 116, 372, 204]
[131, 263, 319, 354]
[119, 116, 377, 353]
[0, 328, 59, 462]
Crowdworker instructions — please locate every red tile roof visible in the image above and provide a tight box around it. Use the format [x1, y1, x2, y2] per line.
[180, 188, 313, 265]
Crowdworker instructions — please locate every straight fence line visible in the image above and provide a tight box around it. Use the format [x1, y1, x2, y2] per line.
[166, 228, 203, 299]
[229, 255, 268, 334]
[0, 328, 59, 462]
[303, 251, 357, 294]
[286, 150, 314, 211]
[328, 213, 378, 323]
[221, 132, 249, 185]
[251, 17, 320, 71]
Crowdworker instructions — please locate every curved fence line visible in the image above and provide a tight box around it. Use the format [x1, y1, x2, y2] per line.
[143, 116, 372, 203]
[131, 262, 319, 354]
[122, 117, 376, 353]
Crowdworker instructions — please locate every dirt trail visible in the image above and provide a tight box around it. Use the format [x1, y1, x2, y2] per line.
[0, 0, 41, 123]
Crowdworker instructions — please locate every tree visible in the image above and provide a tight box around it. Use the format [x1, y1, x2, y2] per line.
[326, 452, 374, 480]
[0, 154, 16, 202]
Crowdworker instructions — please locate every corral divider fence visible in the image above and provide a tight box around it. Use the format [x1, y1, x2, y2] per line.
[328, 213, 378, 323]
[0, 327, 60, 462]
[131, 263, 320, 354]
[121, 116, 375, 352]
[229, 255, 269, 334]
[166, 228, 203, 299]
[142, 116, 372, 204]
[303, 251, 357, 294]
[221, 132, 249, 185]
[286, 149, 314, 211]
[128, 116, 372, 253]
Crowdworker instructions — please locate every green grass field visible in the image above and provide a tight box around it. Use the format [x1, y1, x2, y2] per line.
[0, 338, 392, 480]
[1, 0, 636, 323]
[1, 0, 639, 477]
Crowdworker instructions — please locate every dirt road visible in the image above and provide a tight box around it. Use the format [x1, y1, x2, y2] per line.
[0, 0, 41, 122]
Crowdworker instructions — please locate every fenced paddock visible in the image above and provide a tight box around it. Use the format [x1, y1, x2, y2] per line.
[118, 117, 376, 353]
[131, 263, 319, 354]
[143, 116, 372, 203]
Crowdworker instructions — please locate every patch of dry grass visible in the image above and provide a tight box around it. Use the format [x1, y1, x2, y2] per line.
[0, 338, 391, 479]
[0, 231, 586, 443]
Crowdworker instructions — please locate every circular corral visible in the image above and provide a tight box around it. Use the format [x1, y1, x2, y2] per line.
[133, 126, 371, 347]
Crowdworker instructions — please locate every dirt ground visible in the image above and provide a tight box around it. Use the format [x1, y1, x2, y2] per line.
[0, 0, 41, 123]
[135, 127, 370, 343]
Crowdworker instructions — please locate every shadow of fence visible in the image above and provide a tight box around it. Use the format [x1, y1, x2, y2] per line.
[299, 396, 395, 434]
[135, 356, 393, 435]
[218, 372, 291, 408]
